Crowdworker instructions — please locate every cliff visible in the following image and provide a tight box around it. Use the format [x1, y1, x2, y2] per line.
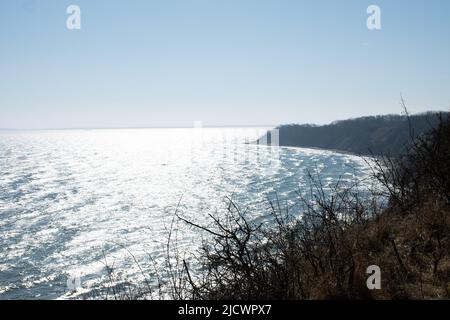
[257, 112, 449, 155]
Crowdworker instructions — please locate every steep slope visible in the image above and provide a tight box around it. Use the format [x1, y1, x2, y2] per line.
[258, 112, 449, 155]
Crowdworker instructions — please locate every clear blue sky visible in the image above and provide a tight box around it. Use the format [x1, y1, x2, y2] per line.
[1, 0, 449, 129]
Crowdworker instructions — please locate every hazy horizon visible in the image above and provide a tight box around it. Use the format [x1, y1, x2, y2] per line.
[1, 109, 448, 131]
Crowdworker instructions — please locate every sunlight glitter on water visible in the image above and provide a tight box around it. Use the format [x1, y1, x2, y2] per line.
[0, 128, 372, 299]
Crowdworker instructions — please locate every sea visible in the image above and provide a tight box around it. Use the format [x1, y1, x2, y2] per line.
[0, 127, 373, 299]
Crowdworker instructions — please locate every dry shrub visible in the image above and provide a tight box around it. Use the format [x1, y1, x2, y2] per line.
[173, 111, 450, 300]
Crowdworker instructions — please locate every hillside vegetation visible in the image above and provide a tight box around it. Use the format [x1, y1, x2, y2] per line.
[258, 112, 449, 156]
[97, 112, 450, 300]
[171, 112, 450, 299]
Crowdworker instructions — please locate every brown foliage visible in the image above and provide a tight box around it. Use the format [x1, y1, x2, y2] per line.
[174, 112, 450, 300]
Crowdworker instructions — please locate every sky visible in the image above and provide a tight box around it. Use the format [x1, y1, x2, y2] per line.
[1, 0, 450, 129]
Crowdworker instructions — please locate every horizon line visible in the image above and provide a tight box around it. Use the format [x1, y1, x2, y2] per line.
[1, 110, 448, 132]
[0, 124, 278, 131]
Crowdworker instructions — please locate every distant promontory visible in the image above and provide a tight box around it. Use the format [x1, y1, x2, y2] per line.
[257, 112, 449, 156]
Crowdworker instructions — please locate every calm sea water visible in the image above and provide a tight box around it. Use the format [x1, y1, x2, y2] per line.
[0, 128, 372, 299]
